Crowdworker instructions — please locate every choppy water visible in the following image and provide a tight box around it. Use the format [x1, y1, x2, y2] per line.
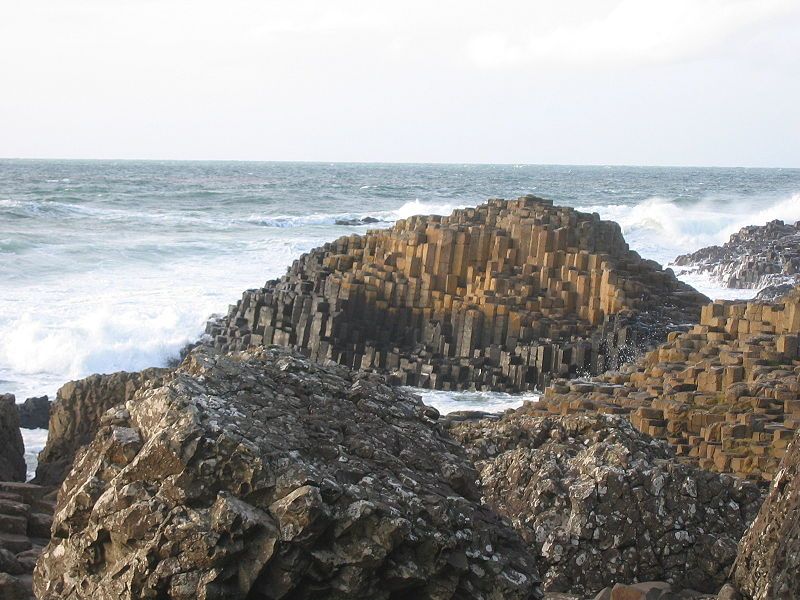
[3, 160, 800, 418]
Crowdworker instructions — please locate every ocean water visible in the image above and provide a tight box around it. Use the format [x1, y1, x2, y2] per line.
[3, 160, 800, 420]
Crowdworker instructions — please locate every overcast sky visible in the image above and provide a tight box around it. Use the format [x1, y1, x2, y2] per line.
[1, 0, 799, 166]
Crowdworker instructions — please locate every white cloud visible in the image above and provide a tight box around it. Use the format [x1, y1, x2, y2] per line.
[467, 0, 799, 68]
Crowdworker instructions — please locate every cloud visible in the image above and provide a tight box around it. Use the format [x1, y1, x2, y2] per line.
[467, 0, 799, 68]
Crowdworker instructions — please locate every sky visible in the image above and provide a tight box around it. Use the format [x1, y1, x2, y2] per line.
[1, 0, 799, 167]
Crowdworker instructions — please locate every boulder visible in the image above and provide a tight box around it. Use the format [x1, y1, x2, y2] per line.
[0, 395, 25, 482]
[34, 347, 541, 599]
[32, 368, 170, 486]
[450, 412, 763, 596]
[16, 396, 50, 430]
[730, 427, 800, 599]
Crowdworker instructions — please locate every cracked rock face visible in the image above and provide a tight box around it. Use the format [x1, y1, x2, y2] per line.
[450, 412, 763, 596]
[732, 427, 800, 600]
[33, 347, 541, 600]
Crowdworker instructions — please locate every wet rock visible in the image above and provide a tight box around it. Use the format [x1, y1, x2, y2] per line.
[16, 396, 50, 430]
[731, 427, 800, 599]
[334, 216, 381, 226]
[450, 412, 763, 596]
[32, 368, 170, 486]
[206, 196, 707, 393]
[34, 346, 542, 600]
[674, 219, 800, 292]
[0, 395, 25, 482]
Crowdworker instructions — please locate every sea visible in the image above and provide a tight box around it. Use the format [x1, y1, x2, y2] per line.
[2, 160, 800, 477]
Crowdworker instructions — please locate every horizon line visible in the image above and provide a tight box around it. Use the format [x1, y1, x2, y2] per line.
[1, 156, 798, 170]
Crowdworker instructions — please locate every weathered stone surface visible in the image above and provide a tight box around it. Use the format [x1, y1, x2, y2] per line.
[16, 396, 50, 430]
[34, 347, 541, 600]
[0, 481, 56, 600]
[450, 412, 763, 596]
[730, 427, 800, 599]
[207, 196, 707, 392]
[674, 219, 800, 291]
[0, 395, 25, 482]
[535, 288, 800, 481]
[32, 368, 170, 486]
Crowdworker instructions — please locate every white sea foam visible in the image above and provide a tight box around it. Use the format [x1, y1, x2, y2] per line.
[410, 388, 539, 414]
[21, 428, 48, 481]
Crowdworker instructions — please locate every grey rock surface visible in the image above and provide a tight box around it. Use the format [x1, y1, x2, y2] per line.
[34, 347, 542, 599]
[450, 411, 763, 596]
[731, 427, 800, 600]
[0, 395, 25, 482]
[16, 396, 50, 430]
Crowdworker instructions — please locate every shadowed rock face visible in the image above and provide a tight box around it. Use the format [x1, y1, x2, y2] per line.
[16, 396, 50, 430]
[32, 368, 170, 486]
[34, 347, 542, 600]
[449, 412, 763, 596]
[207, 196, 707, 393]
[0, 394, 25, 482]
[731, 427, 800, 600]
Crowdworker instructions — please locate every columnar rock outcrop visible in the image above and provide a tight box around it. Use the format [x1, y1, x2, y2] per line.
[0, 395, 25, 483]
[449, 412, 763, 596]
[34, 347, 542, 600]
[731, 427, 800, 599]
[0, 481, 56, 600]
[208, 197, 707, 392]
[32, 368, 170, 486]
[674, 219, 800, 291]
[538, 287, 800, 481]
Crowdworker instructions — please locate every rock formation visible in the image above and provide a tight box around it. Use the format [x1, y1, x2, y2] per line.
[16, 397, 50, 431]
[34, 347, 542, 600]
[449, 412, 762, 596]
[730, 427, 800, 599]
[0, 395, 25, 483]
[32, 368, 170, 486]
[207, 197, 707, 392]
[0, 481, 56, 600]
[674, 219, 800, 291]
[536, 288, 800, 481]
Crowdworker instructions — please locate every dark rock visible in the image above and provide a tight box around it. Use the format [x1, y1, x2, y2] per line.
[449, 412, 763, 596]
[334, 216, 382, 226]
[0, 395, 25, 482]
[34, 346, 542, 599]
[32, 367, 170, 487]
[15, 396, 50, 430]
[0, 572, 30, 600]
[674, 219, 800, 292]
[731, 427, 800, 600]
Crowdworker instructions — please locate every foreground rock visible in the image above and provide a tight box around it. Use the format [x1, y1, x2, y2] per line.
[730, 427, 800, 599]
[207, 196, 707, 393]
[34, 347, 541, 599]
[450, 412, 763, 596]
[32, 368, 170, 486]
[0, 481, 56, 600]
[16, 396, 50, 430]
[536, 288, 800, 481]
[0, 395, 25, 482]
[674, 219, 800, 291]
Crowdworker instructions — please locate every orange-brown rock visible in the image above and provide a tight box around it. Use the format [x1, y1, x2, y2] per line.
[208, 196, 707, 392]
[538, 287, 800, 481]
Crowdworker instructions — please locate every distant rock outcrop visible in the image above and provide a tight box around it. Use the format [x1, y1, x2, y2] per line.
[450, 412, 762, 596]
[674, 219, 800, 291]
[34, 347, 541, 600]
[207, 197, 707, 392]
[32, 368, 170, 486]
[731, 427, 800, 599]
[0, 395, 25, 483]
[15, 396, 50, 430]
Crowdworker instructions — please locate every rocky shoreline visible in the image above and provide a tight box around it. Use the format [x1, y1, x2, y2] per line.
[0, 196, 798, 599]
